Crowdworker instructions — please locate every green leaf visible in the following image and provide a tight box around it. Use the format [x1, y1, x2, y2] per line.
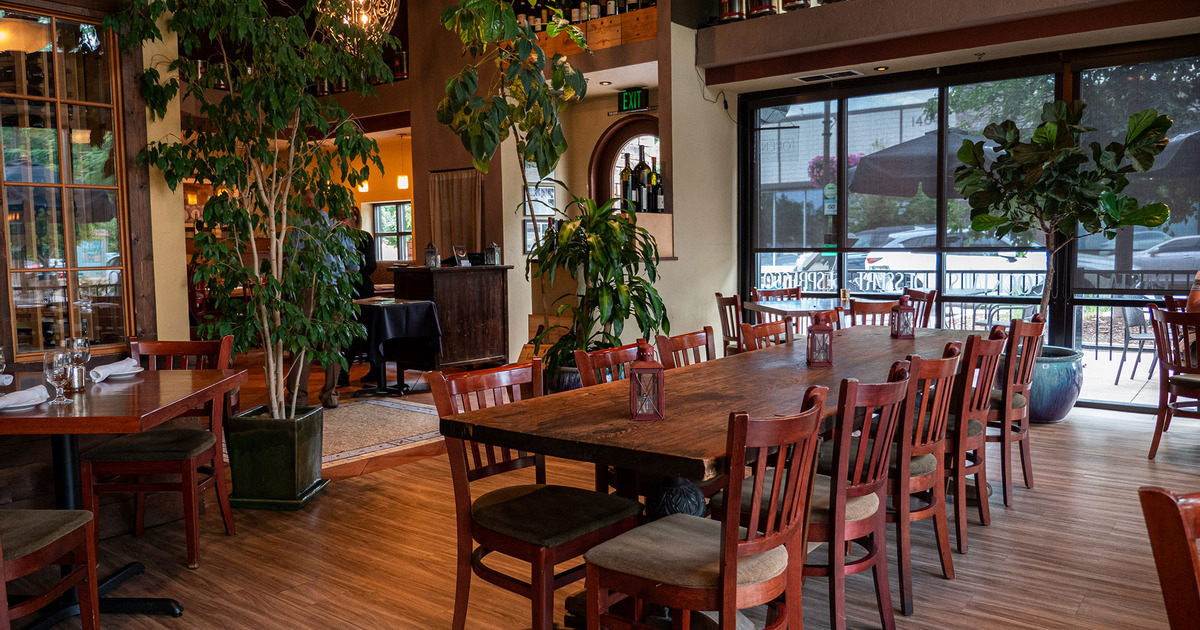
[970, 214, 1009, 232]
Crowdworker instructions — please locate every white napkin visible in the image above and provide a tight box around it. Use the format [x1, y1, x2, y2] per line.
[90, 358, 141, 383]
[0, 375, 11, 386]
[0, 385, 49, 409]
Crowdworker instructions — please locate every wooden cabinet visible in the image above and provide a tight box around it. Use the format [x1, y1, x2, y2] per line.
[391, 265, 512, 370]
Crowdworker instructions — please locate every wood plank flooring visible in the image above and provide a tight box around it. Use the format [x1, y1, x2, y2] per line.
[15, 405, 1200, 629]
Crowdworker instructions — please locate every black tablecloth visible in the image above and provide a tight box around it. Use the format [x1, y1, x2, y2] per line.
[354, 298, 442, 366]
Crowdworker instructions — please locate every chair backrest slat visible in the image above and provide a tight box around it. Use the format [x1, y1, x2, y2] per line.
[902, 344, 962, 459]
[740, 319, 795, 352]
[952, 329, 1008, 429]
[130, 335, 233, 371]
[751, 287, 801, 324]
[830, 364, 910, 499]
[1003, 318, 1046, 406]
[848, 299, 898, 327]
[903, 288, 938, 328]
[1150, 306, 1200, 376]
[1139, 486, 1200, 629]
[657, 327, 717, 369]
[716, 292, 744, 356]
[575, 342, 645, 387]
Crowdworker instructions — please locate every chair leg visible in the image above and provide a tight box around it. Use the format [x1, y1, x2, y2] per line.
[1019, 433, 1034, 489]
[894, 485, 914, 616]
[786, 543, 804, 630]
[452, 534, 472, 630]
[1115, 344, 1129, 385]
[952, 459, 968, 554]
[828, 527, 847, 630]
[1164, 394, 1177, 432]
[80, 462, 100, 558]
[1000, 424, 1014, 508]
[932, 473, 955, 580]
[1150, 389, 1170, 459]
[586, 564, 602, 630]
[181, 465, 201, 569]
[871, 516, 896, 630]
[1131, 340, 1145, 378]
[531, 548, 554, 630]
[78, 522, 101, 630]
[212, 456, 236, 535]
[974, 454, 991, 527]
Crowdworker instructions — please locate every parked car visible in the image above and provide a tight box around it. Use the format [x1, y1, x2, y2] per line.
[1133, 235, 1200, 271]
[862, 229, 1046, 295]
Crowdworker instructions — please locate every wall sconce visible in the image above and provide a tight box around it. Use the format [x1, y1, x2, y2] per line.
[358, 182, 369, 193]
[397, 175, 409, 190]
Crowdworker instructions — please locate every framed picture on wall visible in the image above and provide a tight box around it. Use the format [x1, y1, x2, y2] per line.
[525, 183, 556, 216]
[523, 218, 553, 254]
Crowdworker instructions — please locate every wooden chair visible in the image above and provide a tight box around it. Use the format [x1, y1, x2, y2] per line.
[848, 299, 899, 327]
[985, 315, 1045, 506]
[1147, 306, 1200, 459]
[0, 509, 100, 629]
[740, 319, 795, 352]
[903, 288, 937, 328]
[575, 342, 646, 387]
[586, 386, 829, 630]
[1115, 306, 1158, 384]
[943, 328, 1007, 553]
[656, 327, 717, 369]
[1139, 486, 1200, 629]
[1164, 295, 1184, 312]
[430, 358, 642, 630]
[716, 292, 744, 357]
[889, 345, 961, 615]
[80, 335, 236, 569]
[751, 287, 801, 325]
[806, 364, 910, 630]
[812, 307, 844, 330]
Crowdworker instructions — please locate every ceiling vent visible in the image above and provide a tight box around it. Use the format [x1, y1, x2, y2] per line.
[792, 69, 864, 84]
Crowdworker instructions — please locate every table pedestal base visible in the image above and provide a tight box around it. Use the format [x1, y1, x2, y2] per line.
[23, 562, 183, 630]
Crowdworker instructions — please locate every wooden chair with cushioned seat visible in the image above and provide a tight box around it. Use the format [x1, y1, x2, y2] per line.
[806, 364, 910, 630]
[740, 319, 794, 352]
[1, 509, 100, 629]
[943, 328, 1007, 554]
[902, 288, 937, 328]
[812, 307, 844, 330]
[986, 315, 1045, 507]
[716, 292, 744, 357]
[80, 335, 236, 569]
[1147, 306, 1200, 459]
[656, 327, 717, 369]
[586, 386, 828, 630]
[574, 342, 647, 387]
[848, 299, 899, 327]
[889, 346, 961, 616]
[431, 358, 642, 630]
[1139, 486, 1200, 630]
[751, 287, 801, 327]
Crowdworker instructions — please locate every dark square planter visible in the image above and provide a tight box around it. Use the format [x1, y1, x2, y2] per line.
[225, 405, 328, 510]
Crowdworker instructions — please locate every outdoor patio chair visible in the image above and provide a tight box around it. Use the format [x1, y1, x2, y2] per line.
[1115, 306, 1158, 385]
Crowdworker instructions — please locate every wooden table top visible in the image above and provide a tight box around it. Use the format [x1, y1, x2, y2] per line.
[0, 369, 248, 436]
[743, 298, 851, 317]
[440, 326, 972, 481]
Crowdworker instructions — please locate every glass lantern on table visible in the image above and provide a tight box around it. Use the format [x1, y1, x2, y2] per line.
[629, 344, 665, 421]
[891, 295, 916, 339]
[807, 312, 833, 367]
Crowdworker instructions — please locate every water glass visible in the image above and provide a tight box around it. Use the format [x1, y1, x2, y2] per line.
[67, 337, 90, 367]
[0, 345, 6, 376]
[44, 351, 72, 405]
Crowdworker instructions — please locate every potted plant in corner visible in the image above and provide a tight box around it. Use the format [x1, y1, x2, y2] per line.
[954, 100, 1173, 422]
[106, 0, 395, 507]
[437, 0, 670, 389]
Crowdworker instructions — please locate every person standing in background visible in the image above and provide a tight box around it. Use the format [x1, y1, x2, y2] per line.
[335, 213, 377, 389]
[1188, 270, 1200, 313]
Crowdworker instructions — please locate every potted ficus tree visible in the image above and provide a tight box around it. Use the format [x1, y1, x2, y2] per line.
[437, 0, 669, 388]
[106, 0, 395, 507]
[954, 99, 1172, 422]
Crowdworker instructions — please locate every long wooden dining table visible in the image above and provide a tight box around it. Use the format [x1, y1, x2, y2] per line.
[439, 326, 972, 483]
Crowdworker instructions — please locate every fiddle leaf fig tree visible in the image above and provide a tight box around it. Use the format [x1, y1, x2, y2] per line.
[105, 0, 397, 418]
[438, 0, 669, 379]
[954, 100, 1173, 313]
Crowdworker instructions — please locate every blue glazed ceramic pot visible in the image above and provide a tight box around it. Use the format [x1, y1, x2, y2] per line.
[1027, 345, 1084, 424]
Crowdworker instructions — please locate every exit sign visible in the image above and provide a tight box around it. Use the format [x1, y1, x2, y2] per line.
[618, 88, 650, 113]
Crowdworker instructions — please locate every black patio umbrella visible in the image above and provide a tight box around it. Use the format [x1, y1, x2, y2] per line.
[848, 129, 989, 198]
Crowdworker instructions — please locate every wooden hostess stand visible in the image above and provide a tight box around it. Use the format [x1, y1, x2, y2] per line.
[391, 265, 512, 371]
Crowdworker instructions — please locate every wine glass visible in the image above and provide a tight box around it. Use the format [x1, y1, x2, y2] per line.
[0, 345, 7, 377]
[44, 351, 72, 405]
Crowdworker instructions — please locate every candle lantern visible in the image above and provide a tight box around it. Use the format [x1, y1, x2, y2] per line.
[891, 295, 917, 339]
[629, 344, 665, 421]
[424, 241, 440, 268]
[485, 242, 502, 265]
[807, 312, 833, 367]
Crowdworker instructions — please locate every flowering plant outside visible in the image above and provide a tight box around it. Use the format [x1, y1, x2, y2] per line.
[808, 153, 864, 187]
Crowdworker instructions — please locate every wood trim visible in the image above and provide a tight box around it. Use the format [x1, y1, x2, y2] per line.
[0, 0, 114, 19]
[120, 44, 158, 341]
[704, 0, 1200, 86]
[357, 110, 411, 134]
[587, 114, 659, 203]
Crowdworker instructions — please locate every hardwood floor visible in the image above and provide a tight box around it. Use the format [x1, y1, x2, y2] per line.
[15, 406, 1197, 629]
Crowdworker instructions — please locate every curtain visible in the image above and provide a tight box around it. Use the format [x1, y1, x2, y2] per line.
[428, 169, 482, 253]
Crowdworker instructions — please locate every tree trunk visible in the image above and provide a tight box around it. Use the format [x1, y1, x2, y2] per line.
[1041, 231, 1055, 316]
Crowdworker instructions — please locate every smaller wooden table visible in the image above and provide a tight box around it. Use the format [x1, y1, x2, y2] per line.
[352, 297, 441, 396]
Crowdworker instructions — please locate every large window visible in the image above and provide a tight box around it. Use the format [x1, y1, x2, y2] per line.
[2, 10, 127, 357]
[373, 201, 412, 261]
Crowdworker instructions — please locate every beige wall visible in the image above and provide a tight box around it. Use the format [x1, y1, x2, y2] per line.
[143, 16, 189, 341]
[502, 138, 534, 360]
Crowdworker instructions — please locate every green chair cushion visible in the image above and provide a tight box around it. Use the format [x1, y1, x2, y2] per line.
[945, 417, 984, 439]
[808, 473, 881, 524]
[1169, 374, 1200, 389]
[82, 428, 216, 462]
[0, 509, 91, 561]
[471, 484, 642, 549]
[814, 440, 936, 479]
[584, 513, 788, 589]
[989, 388, 1028, 411]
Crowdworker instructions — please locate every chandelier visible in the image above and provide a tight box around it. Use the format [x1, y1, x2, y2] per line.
[342, 0, 400, 36]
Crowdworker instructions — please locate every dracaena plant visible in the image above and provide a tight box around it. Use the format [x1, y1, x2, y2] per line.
[437, 0, 669, 378]
[954, 100, 1173, 313]
[105, 0, 397, 418]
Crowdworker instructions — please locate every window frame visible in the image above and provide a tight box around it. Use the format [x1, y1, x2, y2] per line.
[372, 200, 412, 262]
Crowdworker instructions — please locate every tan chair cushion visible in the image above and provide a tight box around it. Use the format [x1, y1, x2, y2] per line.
[0, 509, 91, 561]
[945, 417, 984, 439]
[82, 428, 216, 462]
[815, 440, 935, 479]
[471, 484, 642, 549]
[1169, 373, 1200, 389]
[808, 474, 881, 524]
[584, 513, 788, 589]
[989, 388, 1028, 411]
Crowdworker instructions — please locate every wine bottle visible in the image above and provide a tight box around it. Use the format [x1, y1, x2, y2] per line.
[651, 157, 664, 213]
[634, 146, 651, 213]
[627, 0, 640, 10]
[516, 1, 529, 27]
[620, 153, 634, 212]
[606, 0, 617, 16]
[590, 1, 601, 19]
[1188, 271, 1200, 313]
[570, 4, 581, 23]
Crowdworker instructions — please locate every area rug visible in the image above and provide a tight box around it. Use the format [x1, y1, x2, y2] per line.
[321, 399, 440, 464]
